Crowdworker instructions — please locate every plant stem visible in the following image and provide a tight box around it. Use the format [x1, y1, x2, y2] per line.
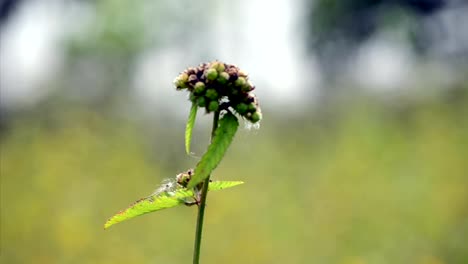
[193, 110, 220, 264]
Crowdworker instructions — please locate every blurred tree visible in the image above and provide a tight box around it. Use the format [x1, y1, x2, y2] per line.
[61, 0, 151, 107]
[305, 0, 467, 76]
[0, 0, 21, 23]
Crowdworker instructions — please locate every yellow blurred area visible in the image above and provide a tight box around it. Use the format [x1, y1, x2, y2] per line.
[1, 94, 467, 263]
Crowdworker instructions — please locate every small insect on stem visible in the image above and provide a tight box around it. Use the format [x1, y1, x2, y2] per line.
[175, 169, 216, 207]
[176, 169, 194, 188]
[175, 169, 204, 206]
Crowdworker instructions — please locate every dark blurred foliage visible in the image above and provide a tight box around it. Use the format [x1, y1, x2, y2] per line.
[306, 0, 466, 75]
[0, 0, 21, 23]
[307, 0, 446, 48]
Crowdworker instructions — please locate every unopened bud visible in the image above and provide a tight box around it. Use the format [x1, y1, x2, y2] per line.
[217, 72, 229, 84]
[206, 68, 218, 81]
[188, 74, 198, 84]
[241, 81, 254, 92]
[248, 103, 257, 112]
[208, 101, 219, 112]
[235, 103, 248, 114]
[189, 93, 197, 102]
[250, 111, 262, 123]
[227, 67, 238, 81]
[187, 67, 196, 75]
[238, 70, 248, 77]
[174, 73, 189, 89]
[194, 82, 206, 95]
[197, 97, 206, 107]
[205, 89, 218, 100]
[234, 77, 246, 87]
[211, 61, 225, 73]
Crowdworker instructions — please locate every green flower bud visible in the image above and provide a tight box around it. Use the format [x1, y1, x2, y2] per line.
[250, 111, 262, 123]
[235, 103, 248, 114]
[241, 81, 254, 92]
[189, 93, 197, 102]
[175, 61, 260, 120]
[248, 103, 257, 112]
[208, 101, 219, 112]
[206, 68, 218, 81]
[197, 97, 206, 107]
[217, 72, 229, 84]
[211, 61, 225, 73]
[174, 73, 189, 89]
[205, 89, 218, 100]
[234, 77, 246, 87]
[217, 63, 226, 72]
[194, 82, 206, 95]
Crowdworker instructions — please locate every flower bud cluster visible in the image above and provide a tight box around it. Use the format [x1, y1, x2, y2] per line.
[174, 61, 262, 123]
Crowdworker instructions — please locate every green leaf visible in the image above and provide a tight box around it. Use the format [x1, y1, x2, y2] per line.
[104, 189, 192, 229]
[208, 181, 244, 191]
[104, 181, 243, 229]
[188, 113, 239, 188]
[185, 103, 198, 154]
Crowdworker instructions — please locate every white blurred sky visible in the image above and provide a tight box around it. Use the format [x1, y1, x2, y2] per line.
[0, 0, 64, 108]
[0, 0, 465, 111]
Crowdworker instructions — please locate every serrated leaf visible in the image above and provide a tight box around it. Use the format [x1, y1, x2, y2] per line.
[188, 113, 239, 188]
[208, 181, 244, 191]
[104, 181, 243, 229]
[185, 103, 198, 154]
[104, 189, 193, 229]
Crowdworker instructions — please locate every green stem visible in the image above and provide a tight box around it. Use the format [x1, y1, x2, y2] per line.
[193, 110, 220, 264]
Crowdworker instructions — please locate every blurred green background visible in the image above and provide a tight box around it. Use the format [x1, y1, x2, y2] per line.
[1, 0, 468, 263]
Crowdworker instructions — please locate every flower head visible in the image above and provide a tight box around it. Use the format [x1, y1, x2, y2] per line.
[174, 61, 262, 123]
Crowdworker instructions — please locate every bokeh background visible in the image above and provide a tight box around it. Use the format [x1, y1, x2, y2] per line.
[1, 0, 467, 263]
